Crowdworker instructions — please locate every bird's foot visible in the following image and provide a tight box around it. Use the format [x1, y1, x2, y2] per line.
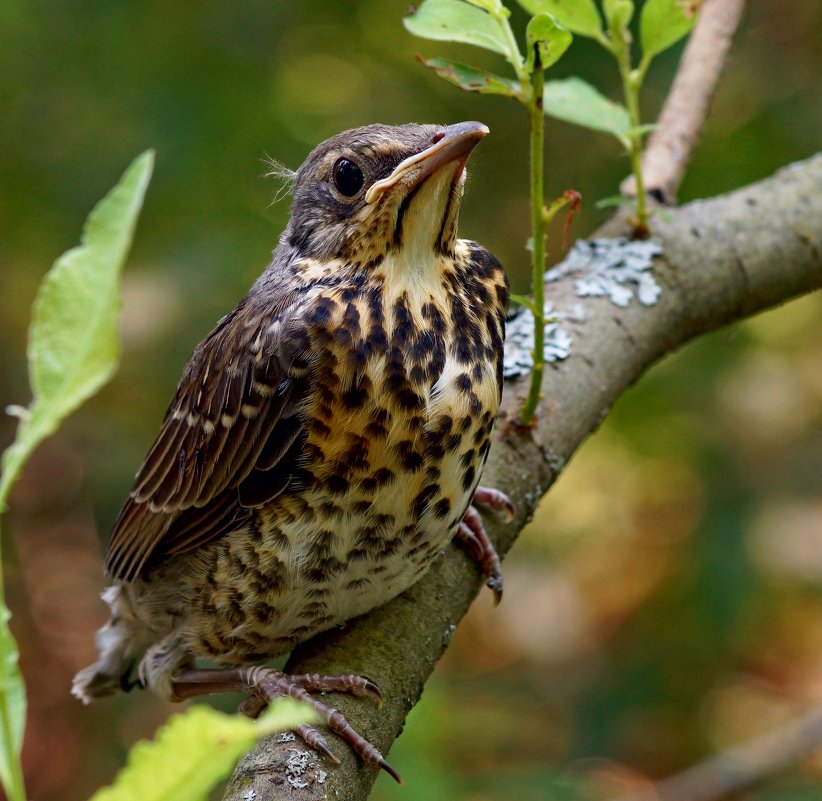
[455, 486, 514, 605]
[472, 485, 515, 521]
[170, 666, 401, 783]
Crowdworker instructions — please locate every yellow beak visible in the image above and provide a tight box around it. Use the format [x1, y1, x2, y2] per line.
[364, 121, 489, 205]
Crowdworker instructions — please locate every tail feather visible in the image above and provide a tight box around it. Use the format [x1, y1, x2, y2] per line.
[72, 585, 152, 703]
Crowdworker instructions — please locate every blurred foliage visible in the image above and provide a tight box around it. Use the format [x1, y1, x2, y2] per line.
[1, 2, 821, 800]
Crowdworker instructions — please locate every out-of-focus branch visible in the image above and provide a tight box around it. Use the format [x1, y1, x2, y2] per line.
[622, 0, 748, 203]
[221, 154, 822, 801]
[615, 704, 822, 801]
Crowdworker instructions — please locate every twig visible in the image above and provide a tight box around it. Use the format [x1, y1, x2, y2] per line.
[622, 0, 748, 203]
[615, 704, 822, 801]
[221, 153, 822, 801]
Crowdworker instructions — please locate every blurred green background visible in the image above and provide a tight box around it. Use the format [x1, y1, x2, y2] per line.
[1, 2, 821, 799]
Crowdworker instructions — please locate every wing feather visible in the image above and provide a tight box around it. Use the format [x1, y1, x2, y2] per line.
[105, 293, 313, 582]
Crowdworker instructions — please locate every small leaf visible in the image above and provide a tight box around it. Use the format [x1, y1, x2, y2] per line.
[462, 0, 505, 13]
[29, 150, 154, 410]
[0, 149, 153, 801]
[641, 0, 701, 59]
[90, 699, 316, 801]
[604, 0, 634, 33]
[509, 293, 537, 313]
[417, 55, 520, 95]
[526, 13, 573, 70]
[404, 0, 510, 58]
[515, 0, 602, 38]
[595, 194, 635, 209]
[542, 77, 630, 136]
[0, 606, 24, 801]
[0, 151, 154, 499]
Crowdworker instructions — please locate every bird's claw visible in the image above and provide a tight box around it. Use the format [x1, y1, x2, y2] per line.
[171, 666, 400, 783]
[472, 485, 515, 522]
[455, 488, 512, 604]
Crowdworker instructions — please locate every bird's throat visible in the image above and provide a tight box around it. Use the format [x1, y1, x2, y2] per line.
[385, 169, 460, 283]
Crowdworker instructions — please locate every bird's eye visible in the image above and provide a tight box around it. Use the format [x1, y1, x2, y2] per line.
[332, 158, 364, 197]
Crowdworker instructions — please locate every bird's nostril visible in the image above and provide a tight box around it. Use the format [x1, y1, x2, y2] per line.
[431, 132, 445, 144]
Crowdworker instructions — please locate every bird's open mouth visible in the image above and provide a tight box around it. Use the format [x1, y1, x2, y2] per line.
[364, 121, 489, 204]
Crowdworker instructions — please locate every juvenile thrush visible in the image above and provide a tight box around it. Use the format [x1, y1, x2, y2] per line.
[74, 122, 512, 780]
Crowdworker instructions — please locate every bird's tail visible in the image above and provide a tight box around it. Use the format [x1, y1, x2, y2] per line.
[72, 585, 151, 703]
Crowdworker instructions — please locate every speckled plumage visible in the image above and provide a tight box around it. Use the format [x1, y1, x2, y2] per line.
[74, 122, 509, 778]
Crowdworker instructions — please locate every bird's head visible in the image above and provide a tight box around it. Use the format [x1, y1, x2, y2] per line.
[283, 122, 488, 269]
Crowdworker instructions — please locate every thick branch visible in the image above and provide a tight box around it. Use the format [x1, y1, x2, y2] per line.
[223, 154, 822, 801]
[622, 0, 748, 202]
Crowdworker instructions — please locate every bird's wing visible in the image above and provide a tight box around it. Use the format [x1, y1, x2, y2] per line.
[105, 297, 313, 582]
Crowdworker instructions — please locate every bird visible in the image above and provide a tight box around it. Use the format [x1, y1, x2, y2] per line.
[73, 121, 513, 781]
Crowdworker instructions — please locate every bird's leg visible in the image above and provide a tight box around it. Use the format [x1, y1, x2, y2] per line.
[455, 485, 514, 605]
[170, 666, 400, 783]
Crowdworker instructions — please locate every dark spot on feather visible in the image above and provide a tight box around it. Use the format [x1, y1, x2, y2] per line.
[455, 372, 473, 392]
[369, 324, 387, 350]
[364, 421, 388, 439]
[433, 497, 451, 518]
[318, 501, 344, 520]
[421, 302, 446, 334]
[359, 466, 395, 493]
[309, 419, 331, 438]
[341, 382, 369, 409]
[412, 483, 439, 517]
[326, 474, 349, 495]
[462, 464, 476, 492]
[396, 388, 424, 410]
[445, 433, 462, 453]
[306, 296, 337, 327]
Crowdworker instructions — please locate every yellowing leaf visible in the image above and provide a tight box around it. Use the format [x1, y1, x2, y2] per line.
[90, 699, 316, 801]
[417, 56, 520, 95]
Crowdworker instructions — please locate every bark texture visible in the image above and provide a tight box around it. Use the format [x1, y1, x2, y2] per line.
[222, 154, 822, 801]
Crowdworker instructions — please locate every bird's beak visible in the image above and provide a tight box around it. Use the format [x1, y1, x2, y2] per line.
[364, 121, 489, 205]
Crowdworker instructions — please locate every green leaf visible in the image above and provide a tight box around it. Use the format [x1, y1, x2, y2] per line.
[641, 0, 701, 60]
[509, 293, 537, 313]
[403, 0, 510, 58]
[462, 0, 505, 13]
[0, 606, 24, 801]
[542, 77, 630, 136]
[526, 13, 573, 70]
[604, 0, 634, 33]
[90, 699, 316, 801]
[0, 150, 154, 505]
[595, 194, 635, 209]
[0, 149, 153, 801]
[515, 0, 602, 38]
[29, 150, 154, 415]
[417, 56, 520, 95]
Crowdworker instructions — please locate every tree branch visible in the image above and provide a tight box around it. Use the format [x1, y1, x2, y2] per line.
[222, 154, 822, 801]
[622, 0, 748, 202]
[615, 704, 822, 801]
